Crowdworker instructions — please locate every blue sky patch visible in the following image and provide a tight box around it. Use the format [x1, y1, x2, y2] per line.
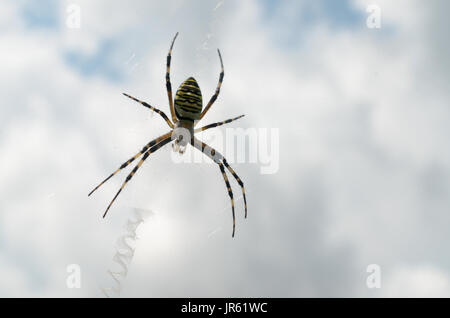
[21, 0, 59, 29]
[64, 39, 125, 82]
[260, 0, 366, 48]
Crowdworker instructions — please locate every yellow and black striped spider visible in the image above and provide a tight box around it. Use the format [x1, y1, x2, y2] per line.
[88, 33, 247, 237]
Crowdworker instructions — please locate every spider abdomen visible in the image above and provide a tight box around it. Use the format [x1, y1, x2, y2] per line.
[174, 77, 203, 120]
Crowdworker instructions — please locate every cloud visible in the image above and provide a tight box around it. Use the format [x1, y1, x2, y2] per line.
[0, 0, 449, 297]
[383, 265, 450, 297]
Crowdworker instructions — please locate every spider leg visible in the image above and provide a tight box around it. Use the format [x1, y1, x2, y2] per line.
[198, 49, 224, 121]
[218, 162, 235, 238]
[192, 138, 247, 217]
[102, 136, 173, 218]
[122, 93, 174, 129]
[222, 158, 247, 218]
[88, 131, 172, 197]
[191, 137, 241, 237]
[194, 114, 245, 133]
[166, 32, 179, 124]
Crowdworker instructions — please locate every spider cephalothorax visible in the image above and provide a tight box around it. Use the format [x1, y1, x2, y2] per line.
[172, 119, 194, 154]
[88, 33, 247, 237]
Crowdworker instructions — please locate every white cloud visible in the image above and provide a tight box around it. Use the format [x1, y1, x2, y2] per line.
[1, 0, 449, 297]
[383, 265, 450, 297]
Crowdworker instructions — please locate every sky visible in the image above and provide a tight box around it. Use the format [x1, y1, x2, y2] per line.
[1, 0, 450, 297]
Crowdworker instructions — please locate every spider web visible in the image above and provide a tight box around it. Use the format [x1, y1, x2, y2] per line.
[100, 0, 228, 298]
[101, 208, 153, 297]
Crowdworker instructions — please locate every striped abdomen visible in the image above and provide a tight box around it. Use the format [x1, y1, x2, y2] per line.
[174, 77, 203, 121]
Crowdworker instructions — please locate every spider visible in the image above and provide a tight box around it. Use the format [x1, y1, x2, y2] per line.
[88, 33, 247, 237]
